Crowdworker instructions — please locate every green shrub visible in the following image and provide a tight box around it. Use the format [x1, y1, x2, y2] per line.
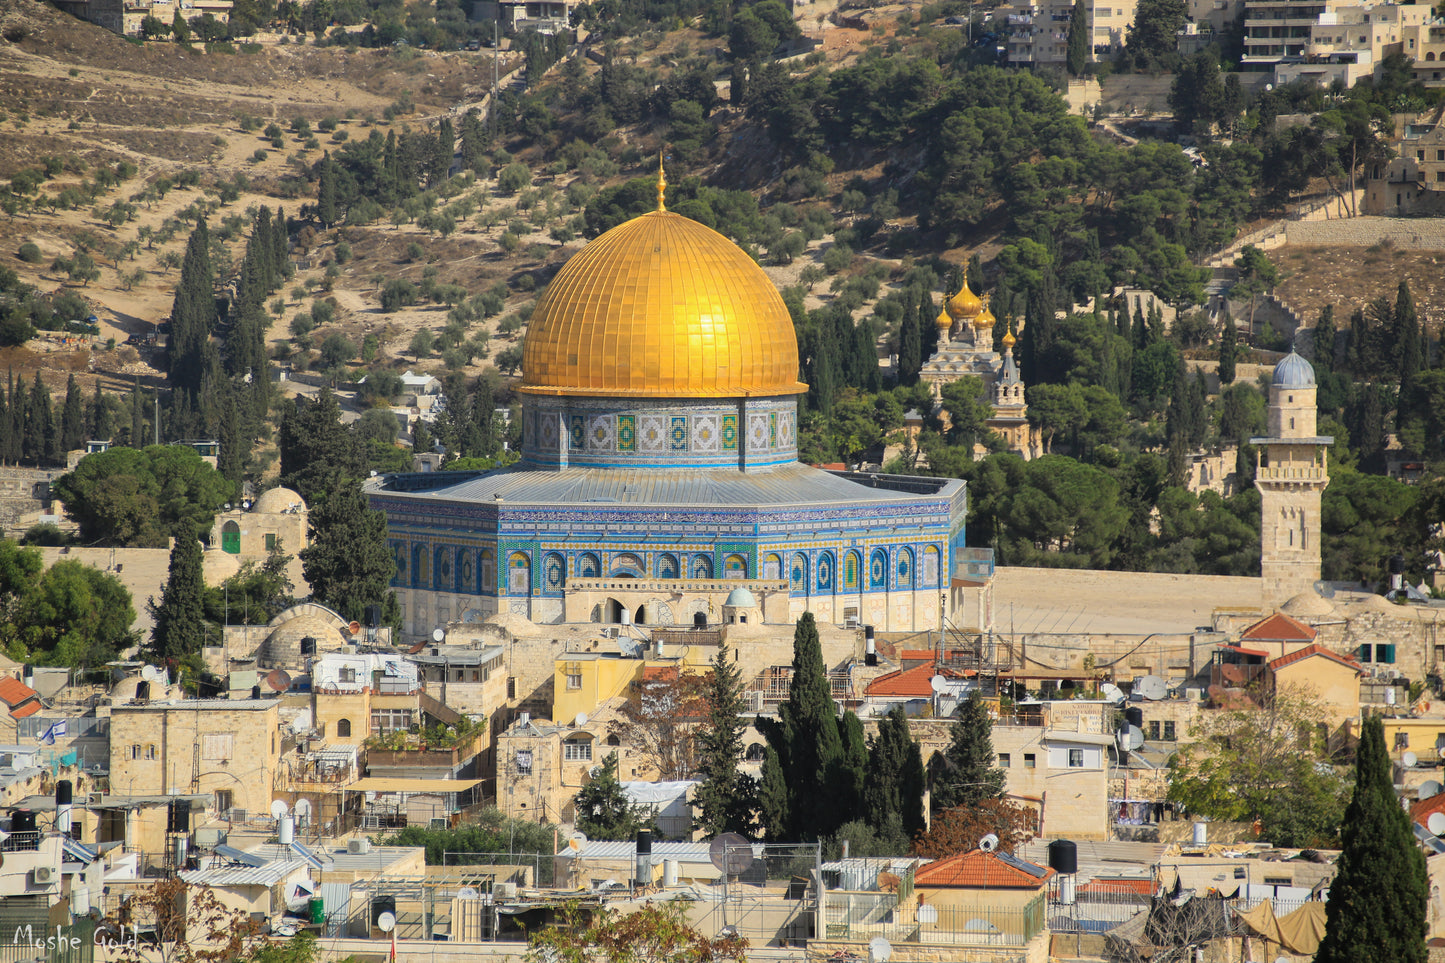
[17, 243, 41, 263]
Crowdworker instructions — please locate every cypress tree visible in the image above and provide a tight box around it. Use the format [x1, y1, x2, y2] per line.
[1316, 715, 1427, 963]
[693, 645, 757, 838]
[218, 392, 244, 486]
[760, 613, 844, 840]
[272, 207, 289, 281]
[1218, 309, 1237, 386]
[60, 374, 84, 454]
[898, 305, 922, 385]
[169, 219, 216, 401]
[1132, 297, 1148, 350]
[129, 379, 145, 448]
[919, 287, 939, 361]
[317, 154, 338, 228]
[148, 527, 208, 663]
[863, 707, 927, 844]
[0, 380, 10, 465]
[757, 744, 789, 839]
[836, 710, 868, 827]
[1347, 306, 1368, 376]
[25, 373, 51, 466]
[1397, 282, 1421, 433]
[1314, 305, 1336, 373]
[966, 254, 984, 295]
[1066, 0, 1090, 76]
[930, 690, 1006, 813]
[299, 475, 399, 625]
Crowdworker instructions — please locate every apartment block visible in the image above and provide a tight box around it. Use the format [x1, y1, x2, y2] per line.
[1000, 0, 1138, 68]
[1245, 0, 1426, 83]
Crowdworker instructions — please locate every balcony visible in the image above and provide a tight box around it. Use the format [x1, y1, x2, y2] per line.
[1, 831, 40, 852]
[365, 729, 486, 769]
[1256, 464, 1328, 482]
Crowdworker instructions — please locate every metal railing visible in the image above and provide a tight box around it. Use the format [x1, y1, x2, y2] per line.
[822, 893, 1046, 947]
[1, 832, 41, 852]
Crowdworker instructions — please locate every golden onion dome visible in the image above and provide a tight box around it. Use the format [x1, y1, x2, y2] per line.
[519, 211, 807, 398]
[946, 282, 983, 321]
[975, 304, 996, 329]
[935, 307, 953, 330]
[1002, 331, 1016, 348]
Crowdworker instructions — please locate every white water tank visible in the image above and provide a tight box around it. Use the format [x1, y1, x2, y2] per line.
[1192, 821, 1208, 845]
[663, 859, 679, 887]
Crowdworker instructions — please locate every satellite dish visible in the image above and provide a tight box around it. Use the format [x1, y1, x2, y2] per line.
[349, 621, 363, 636]
[457, 886, 479, 900]
[868, 937, 892, 963]
[1429, 812, 1445, 837]
[1404, 751, 1419, 768]
[1101, 683, 1126, 706]
[574, 712, 589, 727]
[293, 798, 312, 818]
[1422, 780, 1443, 798]
[709, 832, 754, 876]
[930, 674, 948, 694]
[265, 668, 291, 692]
[1118, 725, 1145, 751]
[567, 831, 587, 853]
[979, 833, 999, 853]
[270, 799, 289, 819]
[376, 912, 396, 933]
[1136, 676, 1168, 700]
[432, 627, 445, 643]
[140, 665, 158, 684]
[917, 904, 938, 924]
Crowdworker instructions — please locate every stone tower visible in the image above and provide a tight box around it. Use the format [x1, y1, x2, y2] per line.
[1252, 349, 1331, 604]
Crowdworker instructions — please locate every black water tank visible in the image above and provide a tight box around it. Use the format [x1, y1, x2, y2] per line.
[251, 685, 262, 700]
[1124, 706, 1144, 729]
[1047, 839, 1078, 875]
[864, 625, 875, 642]
[693, 612, 707, 629]
[1390, 553, 1407, 575]
[168, 800, 189, 834]
[56, 780, 72, 806]
[366, 604, 382, 628]
[636, 829, 652, 855]
[10, 809, 36, 833]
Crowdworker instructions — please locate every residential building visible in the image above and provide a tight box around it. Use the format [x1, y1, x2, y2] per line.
[1402, 19, 1445, 85]
[1243, 0, 1427, 81]
[999, 0, 1138, 68]
[108, 698, 281, 818]
[1365, 109, 1445, 214]
[1265, 642, 1362, 730]
[994, 721, 1113, 839]
[51, 0, 233, 37]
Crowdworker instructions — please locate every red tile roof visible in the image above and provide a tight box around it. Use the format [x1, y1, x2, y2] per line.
[1240, 612, 1317, 644]
[1411, 790, 1445, 827]
[1268, 643, 1361, 674]
[0, 677, 39, 716]
[899, 650, 935, 663]
[866, 660, 937, 699]
[1220, 644, 1269, 659]
[914, 850, 1054, 889]
[1080, 878, 1153, 897]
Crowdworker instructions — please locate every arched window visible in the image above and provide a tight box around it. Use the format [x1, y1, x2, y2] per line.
[896, 547, 914, 590]
[816, 551, 835, 593]
[923, 546, 940, 588]
[337, 719, 352, 738]
[844, 551, 861, 591]
[458, 549, 473, 593]
[724, 554, 747, 579]
[790, 553, 808, 596]
[507, 552, 530, 594]
[545, 552, 566, 590]
[435, 547, 450, 590]
[691, 555, 713, 579]
[606, 734, 621, 746]
[611, 553, 644, 577]
[657, 553, 679, 579]
[413, 545, 431, 588]
[391, 542, 407, 585]
[869, 549, 889, 590]
[579, 552, 600, 578]
[1429, 50, 1437, 59]
[763, 553, 782, 580]
[480, 549, 495, 593]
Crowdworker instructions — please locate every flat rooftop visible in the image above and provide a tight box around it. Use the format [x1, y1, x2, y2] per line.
[990, 567, 1264, 636]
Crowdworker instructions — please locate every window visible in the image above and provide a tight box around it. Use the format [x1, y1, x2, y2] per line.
[998, 753, 1011, 767]
[1438, 149, 1444, 161]
[1163, 721, 1176, 741]
[1024, 753, 1036, 768]
[130, 744, 140, 759]
[1148, 721, 1161, 740]
[1068, 748, 1085, 768]
[337, 719, 352, 738]
[265, 533, 277, 551]
[566, 672, 582, 690]
[214, 789, 233, 812]
[339, 667, 358, 684]
[201, 734, 234, 761]
[563, 739, 592, 762]
[1396, 731, 1410, 749]
[1359, 643, 1397, 663]
[515, 750, 533, 774]
[371, 708, 413, 733]
[507, 677, 517, 699]
[145, 745, 157, 760]
[1438, 171, 1445, 182]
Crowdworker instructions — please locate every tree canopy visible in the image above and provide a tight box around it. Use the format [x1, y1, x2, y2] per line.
[53, 445, 234, 546]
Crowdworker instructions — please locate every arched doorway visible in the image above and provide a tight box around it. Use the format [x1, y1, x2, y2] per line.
[221, 520, 241, 554]
[605, 598, 627, 623]
[634, 605, 647, 625]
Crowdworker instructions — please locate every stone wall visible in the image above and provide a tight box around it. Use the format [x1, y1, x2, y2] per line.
[1285, 215, 1445, 249]
[0, 465, 66, 537]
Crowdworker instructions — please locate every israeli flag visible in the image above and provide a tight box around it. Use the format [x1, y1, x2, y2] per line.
[39, 720, 67, 745]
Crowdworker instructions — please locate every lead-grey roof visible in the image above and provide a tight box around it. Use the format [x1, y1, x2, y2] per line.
[1273, 349, 1316, 387]
[374, 463, 956, 509]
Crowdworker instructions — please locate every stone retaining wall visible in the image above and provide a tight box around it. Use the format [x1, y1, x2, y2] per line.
[1286, 215, 1445, 249]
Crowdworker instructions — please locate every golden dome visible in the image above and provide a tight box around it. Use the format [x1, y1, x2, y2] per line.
[975, 304, 996, 329]
[1002, 331, 1016, 348]
[935, 307, 953, 330]
[946, 282, 982, 321]
[519, 211, 806, 398]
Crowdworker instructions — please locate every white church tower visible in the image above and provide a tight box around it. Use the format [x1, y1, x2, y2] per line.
[1252, 349, 1331, 604]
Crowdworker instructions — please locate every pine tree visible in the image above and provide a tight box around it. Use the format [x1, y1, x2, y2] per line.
[1316, 715, 1427, 963]
[1218, 309, 1237, 386]
[1065, 0, 1090, 76]
[60, 374, 84, 455]
[574, 752, 654, 841]
[1314, 305, 1336, 373]
[693, 645, 757, 838]
[299, 475, 399, 625]
[930, 690, 1006, 813]
[148, 527, 207, 663]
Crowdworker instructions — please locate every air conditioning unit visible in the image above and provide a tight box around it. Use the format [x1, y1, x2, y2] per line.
[32, 867, 56, 885]
[348, 838, 371, 855]
[494, 882, 517, 899]
[86, 792, 104, 806]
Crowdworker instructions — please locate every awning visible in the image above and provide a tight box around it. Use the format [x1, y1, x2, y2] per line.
[346, 778, 482, 793]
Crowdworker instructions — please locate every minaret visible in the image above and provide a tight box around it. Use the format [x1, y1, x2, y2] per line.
[1251, 349, 1331, 603]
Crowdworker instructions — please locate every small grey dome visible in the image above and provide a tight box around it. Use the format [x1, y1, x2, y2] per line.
[1273, 350, 1316, 388]
[724, 587, 757, 608]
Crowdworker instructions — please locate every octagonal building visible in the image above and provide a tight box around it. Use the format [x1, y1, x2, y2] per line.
[368, 200, 969, 638]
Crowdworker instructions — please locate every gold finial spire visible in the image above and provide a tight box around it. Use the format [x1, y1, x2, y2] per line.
[657, 153, 667, 212]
